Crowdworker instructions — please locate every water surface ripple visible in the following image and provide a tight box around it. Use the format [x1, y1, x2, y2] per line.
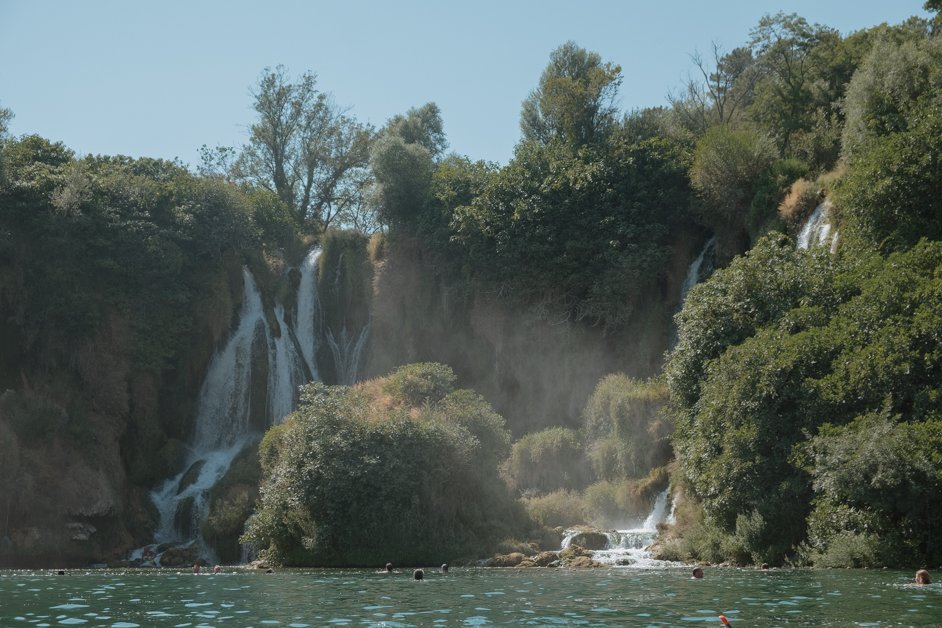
[1, 567, 938, 626]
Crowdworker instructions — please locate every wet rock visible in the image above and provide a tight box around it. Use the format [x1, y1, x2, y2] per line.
[66, 522, 97, 542]
[559, 545, 602, 568]
[176, 460, 206, 495]
[159, 545, 199, 567]
[566, 530, 609, 550]
[530, 551, 560, 567]
[486, 552, 527, 567]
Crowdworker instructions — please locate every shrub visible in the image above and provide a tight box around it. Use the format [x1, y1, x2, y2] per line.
[245, 374, 523, 566]
[777, 178, 821, 230]
[382, 362, 457, 407]
[503, 427, 589, 495]
[522, 490, 586, 528]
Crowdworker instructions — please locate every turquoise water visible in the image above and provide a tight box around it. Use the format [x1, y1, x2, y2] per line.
[0, 566, 938, 626]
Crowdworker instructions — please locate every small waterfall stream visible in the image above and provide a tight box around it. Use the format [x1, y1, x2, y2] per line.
[679, 237, 716, 305]
[671, 237, 717, 348]
[797, 200, 834, 250]
[561, 489, 676, 567]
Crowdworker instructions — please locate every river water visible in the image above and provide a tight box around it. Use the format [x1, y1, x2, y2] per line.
[1, 566, 938, 626]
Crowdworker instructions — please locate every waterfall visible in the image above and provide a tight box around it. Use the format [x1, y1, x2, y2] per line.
[145, 249, 324, 562]
[679, 237, 716, 306]
[671, 237, 716, 348]
[294, 248, 321, 379]
[797, 200, 833, 250]
[561, 488, 676, 567]
[267, 303, 308, 423]
[326, 323, 371, 385]
[193, 269, 267, 451]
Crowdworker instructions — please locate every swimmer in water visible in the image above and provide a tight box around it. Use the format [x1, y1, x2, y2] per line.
[213, 565, 221, 574]
[915, 569, 931, 585]
[380, 562, 393, 573]
[192, 563, 201, 574]
[692, 567, 704, 579]
[441, 563, 449, 574]
[413, 568, 424, 580]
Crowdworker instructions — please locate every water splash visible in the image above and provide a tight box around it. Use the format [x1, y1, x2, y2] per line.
[561, 489, 677, 568]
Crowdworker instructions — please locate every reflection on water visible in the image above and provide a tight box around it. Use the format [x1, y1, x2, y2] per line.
[0, 567, 938, 626]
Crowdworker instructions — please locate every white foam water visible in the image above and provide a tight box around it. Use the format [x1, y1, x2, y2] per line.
[562, 489, 678, 568]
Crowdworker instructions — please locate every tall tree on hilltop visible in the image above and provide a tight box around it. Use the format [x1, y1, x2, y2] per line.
[521, 42, 622, 147]
[668, 44, 759, 135]
[233, 66, 374, 230]
[369, 103, 446, 230]
[748, 13, 838, 156]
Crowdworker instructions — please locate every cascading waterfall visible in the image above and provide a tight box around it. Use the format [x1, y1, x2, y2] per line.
[321, 248, 371, 386]
[561, 488, 675, 567]
[326, 324, 371, 385]
[671, 237, 717, 348]
[679, 237, 716, 306]
[294, 248, 321, 380]
[797, 199, 834, 250]
[145, 248, 325, 563]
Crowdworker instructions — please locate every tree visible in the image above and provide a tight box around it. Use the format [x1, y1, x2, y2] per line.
[836, 101, 942, 252]
[668, 44, 759, 134]
[521, 42, 622, 147]
[748, 13, 839, 156]
[368, 103, 445, 229]
[689, 125, 776, 226]
[0, 104, 14, 183]
[234, 66, 373, 229]
[244, 367, 523, 566]
[841, 36, 942, 161]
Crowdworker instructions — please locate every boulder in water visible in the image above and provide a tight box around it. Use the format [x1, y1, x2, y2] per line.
[530, 551, 561, 567]
[176, 460, 206, 495]
[159, 545, 199, 567]
[486, 552, 527, 567]
[566, 529, 609, 550]
[559, 544, 602, 568]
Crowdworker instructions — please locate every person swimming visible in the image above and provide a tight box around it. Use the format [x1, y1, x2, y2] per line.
[915, 569, 931, 585]
[413, 568, 424, 580]
[692, 567, 704, 579]
[441, 563, 449, 574]
[380, 562, 393, 573]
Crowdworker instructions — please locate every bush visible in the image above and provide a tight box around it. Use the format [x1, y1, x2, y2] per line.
[522, 490, 586, 528]
[777, 178, 821, 230]
[690, 125, 777, 227]
[582, 375, 670, 480]
[503, 427, 589, 495]
[382, 362, 457, 407]
[244, 374, 524, 566]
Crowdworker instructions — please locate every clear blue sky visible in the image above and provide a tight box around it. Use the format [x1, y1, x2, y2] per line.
[0, 0, 930, 167]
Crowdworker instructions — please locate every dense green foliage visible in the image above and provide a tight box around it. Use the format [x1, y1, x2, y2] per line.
[5, 8, 942, 570]
[451, 137, 691, 326]
[668, 239, 942, 566]
[582, 376, 671, 481]
[244, 364, 525, 566]
[505, 375, 671, 528]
